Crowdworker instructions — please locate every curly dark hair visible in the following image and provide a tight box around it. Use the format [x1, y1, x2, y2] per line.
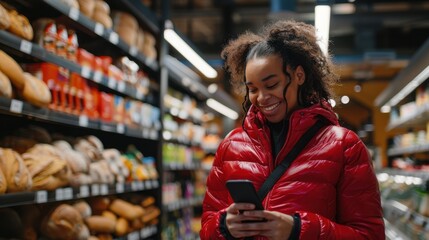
[221, 20, 339, 114]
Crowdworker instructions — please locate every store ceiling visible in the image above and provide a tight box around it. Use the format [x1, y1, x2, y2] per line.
[167, 0, 428, 79]
[154, 0, 429, 129]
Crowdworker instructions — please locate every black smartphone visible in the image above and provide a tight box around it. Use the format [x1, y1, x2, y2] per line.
[226, 179, 264, 210]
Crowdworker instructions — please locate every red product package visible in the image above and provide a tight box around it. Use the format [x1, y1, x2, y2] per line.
[98, 92, 114, 122]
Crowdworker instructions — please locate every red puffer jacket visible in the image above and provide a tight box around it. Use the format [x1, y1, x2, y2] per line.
[200, 103, 385, 239]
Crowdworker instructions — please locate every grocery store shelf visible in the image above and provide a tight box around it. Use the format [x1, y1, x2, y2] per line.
[163, 196, 204, 212]
[384, 218, 411, 240]
[0, 180, 159, 208]
[0, 97, 159, 140]
[41, 0, 159, 71]
[378, 168, 429, 181]
[387, 144, 429, 156]
[387, 103, 429, 131]
[114, 225, 157, 240]
[0, 30, 152, 103]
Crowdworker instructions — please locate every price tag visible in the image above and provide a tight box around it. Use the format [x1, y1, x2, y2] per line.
[35, 191, 48, 203]
[139, 181, 145, 190]
[100, 184, 108, 195]
[68, 7, 79, 21]
[20, 40, 32, 54]
[94, 23, 104, 36]
[109, 32, 119, 45]
[152, 180, 159, 188]
[129, 46, 138, 56]
[140, 228, 148, 238]
[116, 182, 124, 193]
[10, 99, 23, 113]
[79, 115, 89, 127]
[136, 90, 143, 100]
[63, 187, 73, 200]
[150, 129, 158, 139]
[145, 58, 154, 67]
[81, 66, 91, 78]
[117, 124, 125, 134]
[142, 128, 149, 138]
[55, 188, 64, 201]
[91, 184, 100, 196]
[145, 180, 152, 189]
[128, 231, 139, 240]
[108, 78, 116, 89]
[117, 81, 126, 92]
[80, 185, 90, 198]
[131, 181, 138, 191]
[93, 71, 102, 83]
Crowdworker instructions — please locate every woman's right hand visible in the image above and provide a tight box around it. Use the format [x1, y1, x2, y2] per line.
[225, 203, 265, 238]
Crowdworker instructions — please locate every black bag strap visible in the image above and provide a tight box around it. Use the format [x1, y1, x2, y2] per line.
[258, 119, 327, 200]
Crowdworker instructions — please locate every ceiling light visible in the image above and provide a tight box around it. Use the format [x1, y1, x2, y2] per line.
[315, 3, 331, 56]
[206, 98, 239, 120]
[208, 83, 218, 94]
[341, 95, 350, 104]
[164, 20, 218, 79]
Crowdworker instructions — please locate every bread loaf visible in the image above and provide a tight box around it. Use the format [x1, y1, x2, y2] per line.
[114, 217, 128, 236]
[73, 201, 92, 219]
[0, 50, 26, 89]
[92, 11, 112, 29]
[21, 72, 51, 107]
[78, 0, 95, 17]
[0, 70, 12, 98]
[0, 148, 32, 192]
[109, 199, 144, 220]
[0, 3, 10, 29]
[41, 204, 90, 240]
[85, 216, 116, 233]
[0, 168, 6, 193]
[7, 10, 33, 40]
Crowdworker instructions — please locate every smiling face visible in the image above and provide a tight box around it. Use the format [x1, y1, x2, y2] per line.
[245, 55, 305, 123]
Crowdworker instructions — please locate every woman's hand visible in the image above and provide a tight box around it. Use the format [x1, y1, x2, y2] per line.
[225, 203, 295, 239]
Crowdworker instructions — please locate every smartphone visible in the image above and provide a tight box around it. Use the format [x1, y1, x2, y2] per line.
[226, 179, 264, 210]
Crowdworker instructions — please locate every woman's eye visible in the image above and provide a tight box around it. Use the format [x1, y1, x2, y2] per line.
[249, 88, 257, 93]
[267, 83, 279, 89]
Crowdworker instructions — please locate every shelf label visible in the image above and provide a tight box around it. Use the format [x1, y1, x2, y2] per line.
[55, 188, 64, 201]
[94, 23, 104, 36]
[128, 231, 139, 240]
[136, 90, 144, 100]
[35, 191, 48, 203]
[20, 40, 32, 54]
[129, 46, 138, 56]
[117, 124, 125, 134]
[91, 184, 100, 196]
[100, 184, 108, 195]
[145, 180, 152, 189]
[93, 71, 102, 83]
[108, 78, 116, 89]
[63, 187, 73, 200]
[10, 99, 23, 113]
[152, 180, 159, 188]
[68, 7, 79, 21]
[79, 115, 89, 127]
[117, 81, 126, 92]
[78, 185, 89, 198]
[142, 128, 149, 138]
[116, 182, 124, 193]
[150, 129, 158, 140]
[81, 66, 91, 79]
[131, 181, 138, 191]
[109, 32, 119, 45]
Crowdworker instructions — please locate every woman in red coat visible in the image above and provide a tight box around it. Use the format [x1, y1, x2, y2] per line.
[200, 20, 385, 239]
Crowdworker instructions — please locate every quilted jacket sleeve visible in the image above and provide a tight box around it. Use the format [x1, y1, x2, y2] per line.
[297, 130, 385, 240]
[200, 138, 232, 240]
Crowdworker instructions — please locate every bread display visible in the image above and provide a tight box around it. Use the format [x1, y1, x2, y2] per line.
[92, 0, 111, 28]
[0, 167, 6, 194]
[0, 148, 32, 192]
[0, 50, 26, 90]
[85, 215, 116, 233]
[109, 198, 144, 221]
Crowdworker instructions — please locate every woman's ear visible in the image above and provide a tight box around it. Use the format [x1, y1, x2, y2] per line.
[295, 66, 305, 85]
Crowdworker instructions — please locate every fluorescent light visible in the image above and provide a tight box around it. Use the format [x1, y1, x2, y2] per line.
[315, 5, 331, 56]
[341, 95, 350, 104]
[164, 28, 218, 79]
[206, 98, 239, 120]
[385, 65, 429, 107]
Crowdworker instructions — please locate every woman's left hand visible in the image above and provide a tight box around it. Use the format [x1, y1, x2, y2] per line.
[242, 210, 295, 240]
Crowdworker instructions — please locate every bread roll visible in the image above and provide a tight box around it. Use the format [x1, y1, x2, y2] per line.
[41, 204, 89, 240]
[114, 217, 128, 236]
[94, 0, 110, 15]
[0, 3, 10, 30]
[21, 72, 51, 107]
[101, 210, 117, 221]
[73, 201, 92, 219]
[7, 10, 33, 40]
[0, 70, 12, 98]
[0, 168, 6, 193]
[0, 148, 32, 192]
[78, 0, 95, 17]
[88, 197, 110, 215]
[109, 199, 144, 220]
[0, 50, 26, 89]
[85, 216, 116, 233]
[92, 11, 112, 29]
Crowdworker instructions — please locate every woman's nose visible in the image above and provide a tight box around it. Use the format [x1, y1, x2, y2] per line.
[257, 90, 270, 102]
